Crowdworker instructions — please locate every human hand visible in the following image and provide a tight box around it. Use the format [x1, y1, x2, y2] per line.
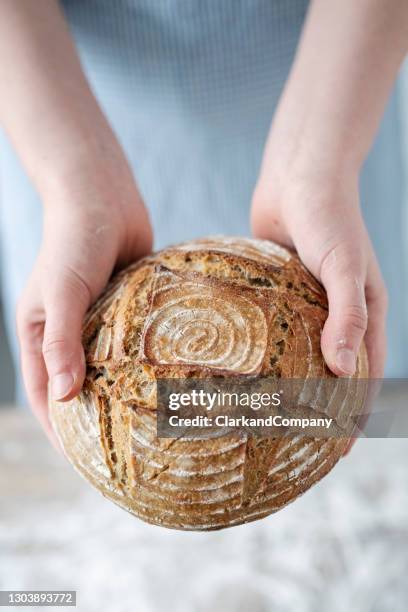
[16, 159, 152, 446]
[251, 150, 387, 382]
[0, 0, 152, 445]
[248, 0, 408, 453]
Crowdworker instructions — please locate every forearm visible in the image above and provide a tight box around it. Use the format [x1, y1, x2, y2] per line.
[0, 0, 124, 197]
[252, 1, 405, 379]
[265, 0, 408, 180]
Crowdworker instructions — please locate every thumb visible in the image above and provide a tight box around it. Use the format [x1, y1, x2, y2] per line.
[318, 244, 367, 377]
[42, 268, 91, 401]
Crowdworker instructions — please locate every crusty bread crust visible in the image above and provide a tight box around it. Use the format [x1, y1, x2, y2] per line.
[50, 237, 368, 531]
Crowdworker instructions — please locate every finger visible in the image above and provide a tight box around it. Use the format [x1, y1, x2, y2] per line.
[364, 256, 388, 379]
[343, 380, 384, 457]
[16, 298, 61, 449]
[42, 267, 90, 402]
[342, 257, 387, 457]
[319, 244, 368, 377]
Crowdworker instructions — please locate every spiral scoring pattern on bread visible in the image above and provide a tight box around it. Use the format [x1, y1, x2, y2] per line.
[50, 237, 368, 531]
[140, 266, 270, 375]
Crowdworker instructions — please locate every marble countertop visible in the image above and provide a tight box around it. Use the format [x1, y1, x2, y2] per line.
[1, 398, 407, 612]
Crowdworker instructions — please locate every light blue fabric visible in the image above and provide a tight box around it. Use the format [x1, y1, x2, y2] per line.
[0, 0, 407, 406]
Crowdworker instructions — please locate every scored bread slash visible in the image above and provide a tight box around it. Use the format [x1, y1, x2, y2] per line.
[139, 264, 273, 376]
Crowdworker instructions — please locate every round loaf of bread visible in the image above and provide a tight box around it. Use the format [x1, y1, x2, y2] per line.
[50, 237, 368, 530]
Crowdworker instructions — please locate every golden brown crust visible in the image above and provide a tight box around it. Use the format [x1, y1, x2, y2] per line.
[50, 236, 368, 531]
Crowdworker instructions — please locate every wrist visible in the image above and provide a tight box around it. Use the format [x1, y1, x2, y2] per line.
[262, 52, 376, 189]
[263, 114, 363, 191]
[257, 136, 360, 202]
[40, 140, 121, 195]
[39, 144, 137, 249]
[253, 128, 361, 245]
[37, 133, 136, 214]
[256, 96, 362, 219]
[39, 135, 153, 265]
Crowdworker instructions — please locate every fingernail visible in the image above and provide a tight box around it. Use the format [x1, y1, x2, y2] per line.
[51, 372, 74, 400]
[336, 348, 356, 376]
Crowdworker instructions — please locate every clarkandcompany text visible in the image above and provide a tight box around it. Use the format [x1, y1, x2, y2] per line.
[168, 414, 334, 430]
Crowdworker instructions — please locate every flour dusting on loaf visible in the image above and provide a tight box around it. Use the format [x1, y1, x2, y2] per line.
[50, 236, 368, 530]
